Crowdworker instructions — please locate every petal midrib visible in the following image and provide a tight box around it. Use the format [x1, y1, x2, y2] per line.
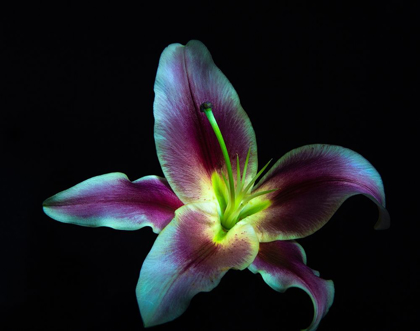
[45, 198, 179, 212]
[266, 176, 383, 204]
[182, 45, 219, 178]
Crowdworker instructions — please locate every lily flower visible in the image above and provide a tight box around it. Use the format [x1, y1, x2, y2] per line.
[43, 40, 390, 330]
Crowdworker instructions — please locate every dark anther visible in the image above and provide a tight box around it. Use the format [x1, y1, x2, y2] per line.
[200, 102, 213, 112]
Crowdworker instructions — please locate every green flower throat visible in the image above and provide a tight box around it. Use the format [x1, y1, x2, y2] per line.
[200, 102, 274, 230]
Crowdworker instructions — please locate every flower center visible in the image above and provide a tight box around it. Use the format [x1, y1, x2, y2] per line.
[200, 102, 275, 230]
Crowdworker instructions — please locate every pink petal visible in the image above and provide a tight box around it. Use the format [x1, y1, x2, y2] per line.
[249, 240, 334, 331]
[154, 40, 258, 203]
[136, 202, 259, 327]
[43, 173, 183, 233]
[250, 144, 389, 241]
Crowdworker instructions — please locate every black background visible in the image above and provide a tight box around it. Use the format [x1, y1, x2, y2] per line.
[2, 2, 417, 330]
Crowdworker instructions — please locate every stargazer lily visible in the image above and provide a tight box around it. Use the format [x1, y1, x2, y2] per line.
[43, 40, 390, 330]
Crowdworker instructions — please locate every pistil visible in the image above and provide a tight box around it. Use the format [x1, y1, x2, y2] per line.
[200, 102, 275, 230]
[200, 102, 236, 202]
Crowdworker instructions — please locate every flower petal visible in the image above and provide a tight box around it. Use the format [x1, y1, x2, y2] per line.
[248, 240, 334, 331]
[249, 144, 389, 241]
[136, 202, 259, 327]
[154, 40, 258, 203]
[43, 173, 183, 233]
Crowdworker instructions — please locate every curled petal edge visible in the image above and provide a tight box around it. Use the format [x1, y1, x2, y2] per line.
[248, 240, 334, 331]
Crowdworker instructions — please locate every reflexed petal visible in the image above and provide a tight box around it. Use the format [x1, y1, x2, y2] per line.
[43, 173, 183, 233]
[154, 40, 258, 203]
[137, 202, 259, 327]
[249, 241, 334, 331]
[248, 144, 390, 241]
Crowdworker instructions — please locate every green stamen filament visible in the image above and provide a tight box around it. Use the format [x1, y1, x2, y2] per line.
[242, 147, 251, 187]
[242, 189, 277, 205]
[243, 159, 272, 194]
[236, 154, 242, 196]
[201, 102, 273, 230]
